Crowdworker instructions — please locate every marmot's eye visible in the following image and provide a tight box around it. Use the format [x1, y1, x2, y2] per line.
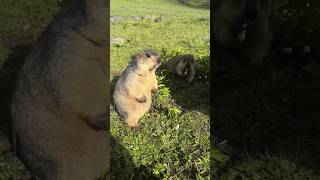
[146, 53, 151, 58]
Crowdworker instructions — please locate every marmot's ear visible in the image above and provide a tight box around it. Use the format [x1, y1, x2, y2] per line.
[145, 51, 151, 58]
[136, 51, 146, 59]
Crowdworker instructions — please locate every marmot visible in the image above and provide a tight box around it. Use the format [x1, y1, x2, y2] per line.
[166, 54, 196, 82]
[11, 0, 110, 179]
[113, 50, 161, 128]
[214, 0, 273, 65]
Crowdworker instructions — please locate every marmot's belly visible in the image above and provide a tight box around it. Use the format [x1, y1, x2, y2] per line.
[132, 93, 152, 113]
[116, 91, 152, 113]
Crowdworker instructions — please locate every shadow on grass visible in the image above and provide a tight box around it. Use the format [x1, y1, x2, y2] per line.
[110, 136, 160, 179]
[213, 46, 320, 173]
[164, 74, 210, 115]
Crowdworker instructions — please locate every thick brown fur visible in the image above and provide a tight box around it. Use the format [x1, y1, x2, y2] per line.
[167, 54, 196, 82]
[11, 0, 110, 179]
[113, 50, 160, 128]
[214, 0, 273, 65]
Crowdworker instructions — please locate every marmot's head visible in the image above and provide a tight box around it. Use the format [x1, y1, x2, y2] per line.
[176, 55, 195, 75]
[175, 54, 195, 82]
[214, 0, 272, 47]
[134, 49, 161, 74]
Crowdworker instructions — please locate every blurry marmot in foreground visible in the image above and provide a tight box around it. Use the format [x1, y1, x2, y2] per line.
[214, 0, 273, 65]
[113, 50, 161, 128]
[11, 0, 110, 179]
[167, 54, 196, 82]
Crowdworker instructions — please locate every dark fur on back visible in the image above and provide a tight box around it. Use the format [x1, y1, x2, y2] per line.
[11, 0, 109, 179]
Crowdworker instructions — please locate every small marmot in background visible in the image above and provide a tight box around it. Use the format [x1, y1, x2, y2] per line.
[167, 54, 196, 82]
[113, 49, 161, 128]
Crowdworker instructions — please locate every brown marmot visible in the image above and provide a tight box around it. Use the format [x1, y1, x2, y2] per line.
[113, 50, 160, 128]
[214, 0, 273, 65]
[166, 54, 196, 82]
[11, 0, 110, 179]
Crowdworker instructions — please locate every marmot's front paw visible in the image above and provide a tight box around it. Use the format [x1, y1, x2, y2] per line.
[136, 95, 147, 103]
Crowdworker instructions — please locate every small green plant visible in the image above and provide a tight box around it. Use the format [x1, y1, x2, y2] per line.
[167, 106, 182, 120]
[194, 49, 210, 76]
[154, 74, 171, 106]
[169, 47, 189, 57]
[153, 162, 166, 177]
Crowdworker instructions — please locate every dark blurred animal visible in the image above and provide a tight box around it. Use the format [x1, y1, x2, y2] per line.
[11, 0, 110, 179]
[214, 0, 273, 65]
[167, 54, 196, 82]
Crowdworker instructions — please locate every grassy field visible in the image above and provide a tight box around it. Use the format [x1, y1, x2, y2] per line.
[110, 0, 210, 179]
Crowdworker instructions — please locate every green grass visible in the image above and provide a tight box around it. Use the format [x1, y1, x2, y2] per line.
[110, 0, 210, 179]
[110, 0, 210, 77]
